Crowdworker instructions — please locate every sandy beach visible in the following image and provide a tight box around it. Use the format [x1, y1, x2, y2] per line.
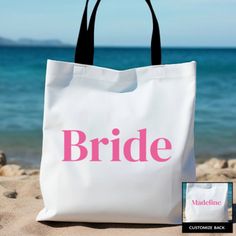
[0, 153, 236, 236]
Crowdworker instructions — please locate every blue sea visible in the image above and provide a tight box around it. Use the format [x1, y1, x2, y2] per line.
[0, 46, 236, 167]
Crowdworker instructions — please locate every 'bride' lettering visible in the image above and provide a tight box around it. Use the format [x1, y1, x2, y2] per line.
[62, 128, 172, 162]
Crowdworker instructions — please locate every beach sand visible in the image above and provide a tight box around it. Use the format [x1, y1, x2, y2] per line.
[0, 157, 236, 236]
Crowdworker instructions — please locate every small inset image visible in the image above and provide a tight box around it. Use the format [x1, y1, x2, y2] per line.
[182, 182, 233, 233]
[183, 182, 232, 222]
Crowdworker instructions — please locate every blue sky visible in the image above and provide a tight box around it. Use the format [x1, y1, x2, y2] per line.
[0, 0, 236, 47]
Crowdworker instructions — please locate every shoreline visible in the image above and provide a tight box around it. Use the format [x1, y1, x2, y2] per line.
[4, 152, 236, 168]
[0, 155, 236, 235]
[2, 156, 236, 178]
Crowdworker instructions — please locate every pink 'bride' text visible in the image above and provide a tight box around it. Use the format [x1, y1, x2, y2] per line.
[62, 128, 172, 162]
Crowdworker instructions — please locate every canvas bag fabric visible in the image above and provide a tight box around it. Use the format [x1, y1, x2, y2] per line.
[185, 183, 228, 222]
[37, 0, 196, 224]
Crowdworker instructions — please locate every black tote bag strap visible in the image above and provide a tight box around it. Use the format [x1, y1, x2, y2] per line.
[74, 0, 161, 65]
[74, 0, 90, 64]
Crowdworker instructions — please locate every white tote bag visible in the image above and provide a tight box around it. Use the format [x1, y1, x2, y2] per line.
[185, 183, 228, 222]
[37, 0, 196, 224]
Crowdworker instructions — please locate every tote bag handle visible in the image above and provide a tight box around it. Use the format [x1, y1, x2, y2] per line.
[74, 0, 162, 65]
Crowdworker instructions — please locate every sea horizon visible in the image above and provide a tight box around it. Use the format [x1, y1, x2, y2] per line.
[1, 45, 236, 49]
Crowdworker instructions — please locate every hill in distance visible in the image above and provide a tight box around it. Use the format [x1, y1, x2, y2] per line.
[0, 36, 71, 47]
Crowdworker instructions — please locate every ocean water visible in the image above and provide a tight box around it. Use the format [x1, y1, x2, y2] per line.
[0, 46, 236, 167]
